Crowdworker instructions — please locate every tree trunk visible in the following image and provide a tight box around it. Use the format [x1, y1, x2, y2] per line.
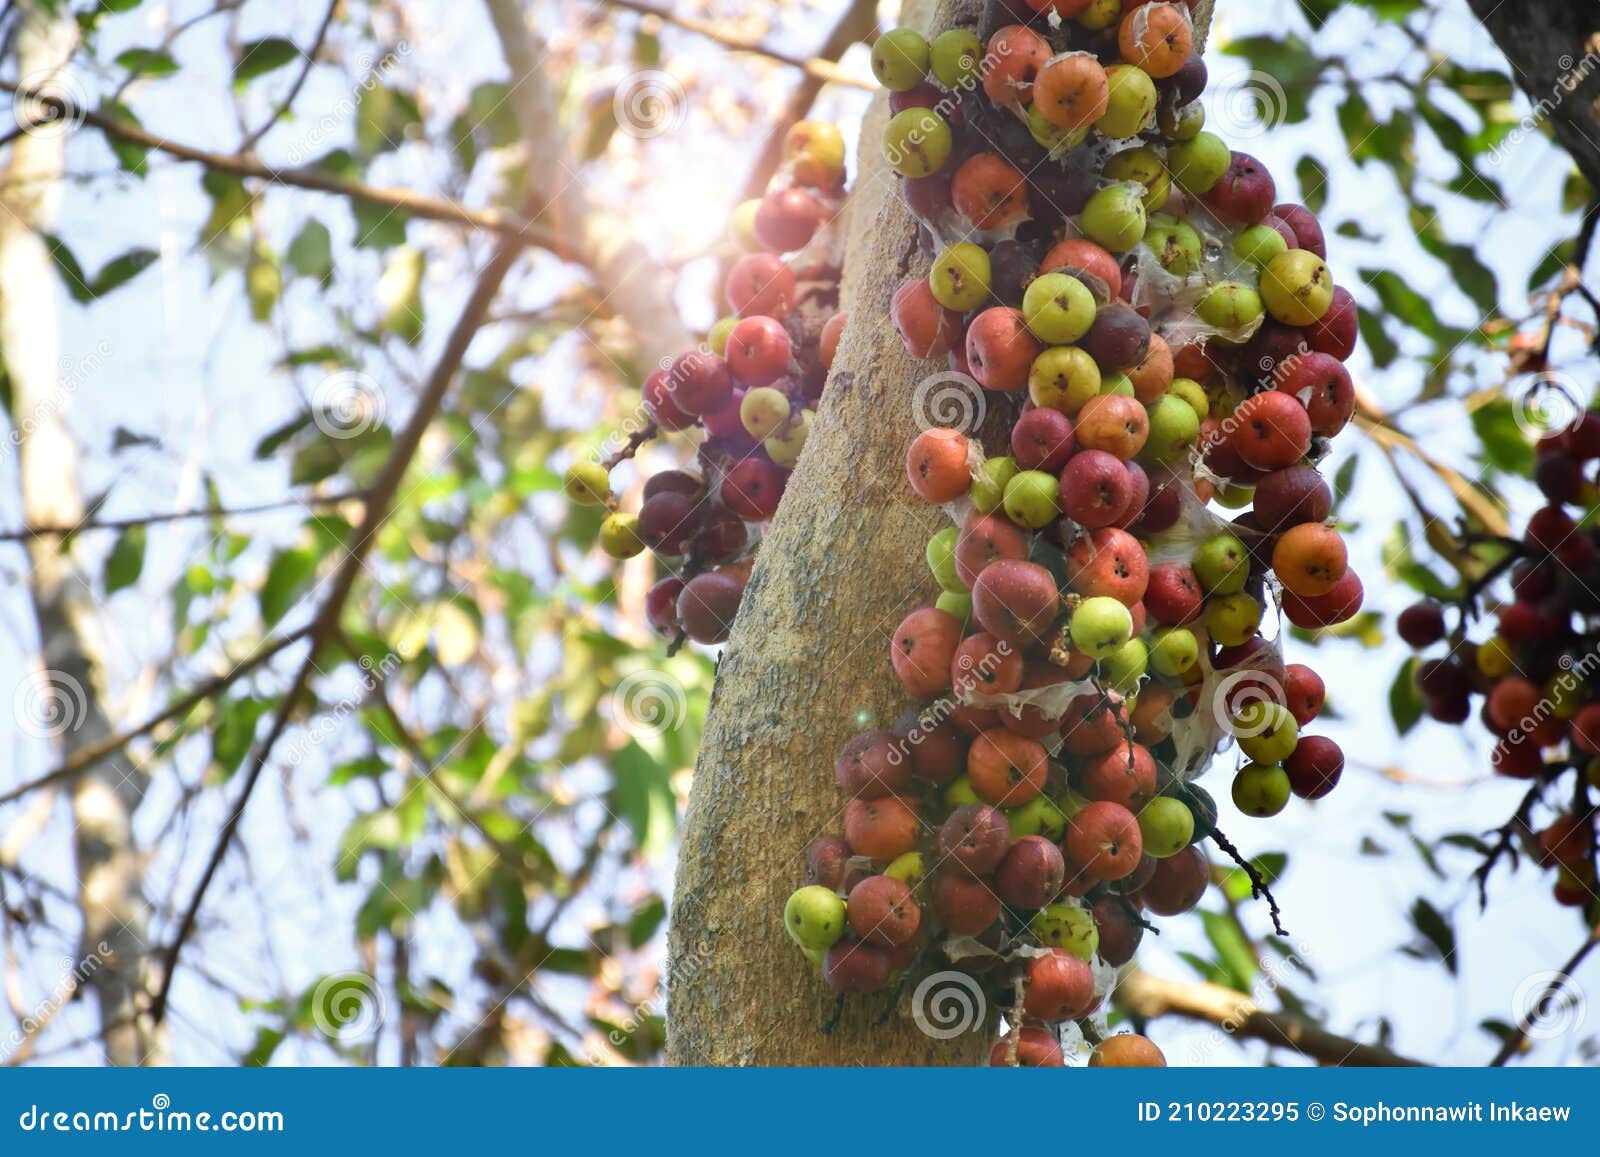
[1465, 0, 1600, 195]
[0, 8, 162, 1066]
[666, 0, 995, 1067]
[666, 0, 1221, 1066]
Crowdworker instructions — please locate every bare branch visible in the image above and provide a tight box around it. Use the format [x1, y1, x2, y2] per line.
[0, 490, 363, 542]
[0, 80, 556, 248]
[1114, 966, 1426, 1067]
[600, 0, 873, 91]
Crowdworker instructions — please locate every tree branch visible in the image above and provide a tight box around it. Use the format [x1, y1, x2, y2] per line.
[737, 0, 878, 203]
[0, 625, 313, 809]
[0, 490, 362, 542]
[1464, 1, 1600, 195]
[1114, 966, 1426, 1067]
[0, 80, 557, 249]
[148, 224, 530, 1026]
[600, 0, 873, 91]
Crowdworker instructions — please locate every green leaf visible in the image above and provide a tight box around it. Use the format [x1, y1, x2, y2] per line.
[260, 547, 318, 626]
[1388, 656, 1424, 736]
[611, 741, 676, 858]
[212, 696, 272, 779]
[1471, 398, 1536, 476]
[1294, 156, 1329, 216]
[1200, 911, 1259, 993]
[627, 895, 667, 949]
[200, 171, 255, 245]
[357, 84, 422, 155]
[1381, 523, 1455, 598]
[1405, 897, 1457, 973]
[247, 242, 282, 321]
[234, 37, 301, 87]
[286, 221, 334, 284]
[104, 524, 146, 594]
[43, 236, 154, 302]
[115, 47, 178, 76]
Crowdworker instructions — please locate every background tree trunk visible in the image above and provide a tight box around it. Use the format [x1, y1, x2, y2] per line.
[0, 8, 162, 1065]
[1464, 1, 1600, 195]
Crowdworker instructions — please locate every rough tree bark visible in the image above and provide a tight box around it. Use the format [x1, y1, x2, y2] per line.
[1465, 1, 1600, 195]
[668, 0, 1210, 1066]
[0, 10, 162, 1066]
[666, 0, 989, 1066]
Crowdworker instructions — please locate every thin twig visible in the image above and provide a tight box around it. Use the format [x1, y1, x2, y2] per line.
[1488, 927, 1600, 1066]
[237, 0, 340, 154]
[0, 491, 362, 542]
[599, 0, 872, 91]
[1208, 826, 1288, 936]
